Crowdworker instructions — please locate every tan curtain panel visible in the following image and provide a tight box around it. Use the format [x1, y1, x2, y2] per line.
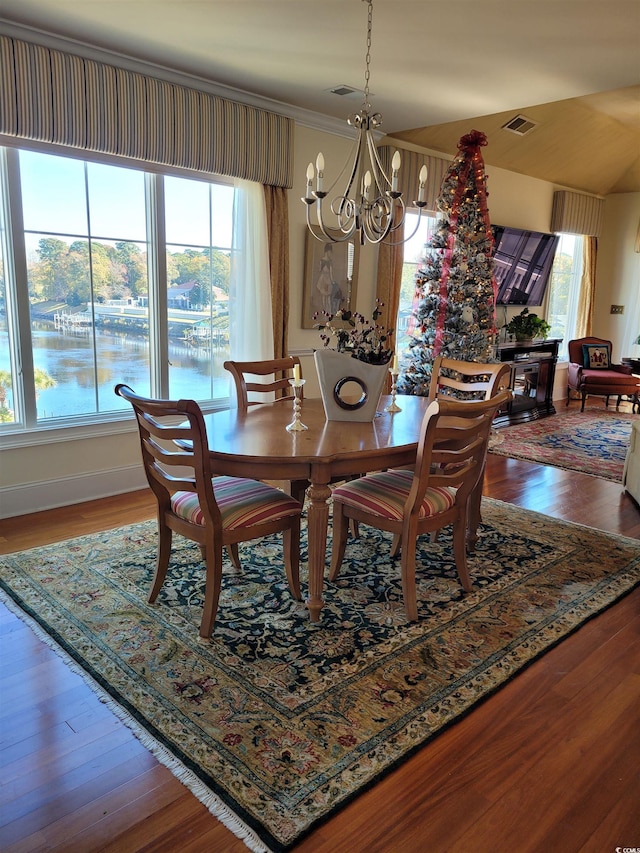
[575, 236, 598, 337]
[0, 35, 294, 187]
[378, 146, 449, 212]
[550, 190, 604, 237]
[263, 185, 290, 360]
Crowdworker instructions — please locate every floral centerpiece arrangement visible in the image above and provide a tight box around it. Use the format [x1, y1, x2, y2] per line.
[313, 301, 394, 365]
[506, 307, 551, 342]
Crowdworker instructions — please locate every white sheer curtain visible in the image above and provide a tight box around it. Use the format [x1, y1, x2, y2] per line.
[229, 178, 274, 362]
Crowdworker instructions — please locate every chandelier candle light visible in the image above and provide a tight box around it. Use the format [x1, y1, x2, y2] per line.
[302, 0, 428, 245]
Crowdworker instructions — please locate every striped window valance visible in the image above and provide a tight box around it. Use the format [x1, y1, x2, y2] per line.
[550, 190, 604, 237]
[378, 145, 449, 212]
[0, 35, 294, 187]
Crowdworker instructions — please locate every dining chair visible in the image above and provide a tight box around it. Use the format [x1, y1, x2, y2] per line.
[115, 383, 302, 640]
[428, 356, 511, 401]
[391, 357, 511, 552]
[329, 391, 512, 621]
[224, 356, 302, 409]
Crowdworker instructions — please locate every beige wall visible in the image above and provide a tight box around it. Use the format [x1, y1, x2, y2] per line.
[0, 123, 635, 517]
[593, 192, 640, 360]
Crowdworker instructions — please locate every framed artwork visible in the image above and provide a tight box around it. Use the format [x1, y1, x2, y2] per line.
[301, 230, 359, 329]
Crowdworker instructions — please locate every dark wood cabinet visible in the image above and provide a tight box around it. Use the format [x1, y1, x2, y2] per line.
[494, 339, 561, 428]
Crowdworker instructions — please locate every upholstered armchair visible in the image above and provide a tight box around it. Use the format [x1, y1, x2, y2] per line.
[567, 337, 639, 412]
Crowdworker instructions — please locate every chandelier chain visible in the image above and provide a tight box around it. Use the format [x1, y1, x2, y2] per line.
[363, 0, 373, 106]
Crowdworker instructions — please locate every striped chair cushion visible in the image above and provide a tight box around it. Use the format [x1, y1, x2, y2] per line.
[332, 469, 456, 521]
[171, 476, 301, 529]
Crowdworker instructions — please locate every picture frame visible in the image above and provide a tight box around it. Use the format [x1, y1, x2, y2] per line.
[301, 230, 359, 329]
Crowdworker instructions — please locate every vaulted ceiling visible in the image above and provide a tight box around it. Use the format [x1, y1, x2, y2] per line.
[390, 85, 640, 196]
[1, 0, 638, 195]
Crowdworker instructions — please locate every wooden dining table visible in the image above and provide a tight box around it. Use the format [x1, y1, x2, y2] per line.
[202, 394, 432, 622]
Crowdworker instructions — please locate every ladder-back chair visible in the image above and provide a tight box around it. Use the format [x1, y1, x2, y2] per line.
[115, 384, 302, 639]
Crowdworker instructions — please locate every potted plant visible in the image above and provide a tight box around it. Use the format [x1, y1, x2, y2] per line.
[506, 307, 551, 342]
[314, 301, 394, 365]
[313, 302, 394, 421]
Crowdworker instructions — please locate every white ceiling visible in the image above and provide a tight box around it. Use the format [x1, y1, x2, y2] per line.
[1, 0, 639, 193]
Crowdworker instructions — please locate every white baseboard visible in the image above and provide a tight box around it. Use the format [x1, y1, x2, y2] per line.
[0, 465, 148, 519]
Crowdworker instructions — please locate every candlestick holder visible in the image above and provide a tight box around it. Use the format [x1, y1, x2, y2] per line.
[385, 369, 402, 412]
[286, 379, 308, 431]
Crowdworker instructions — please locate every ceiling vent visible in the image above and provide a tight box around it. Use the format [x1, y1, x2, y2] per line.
[502, 114, 539, 136]
[327, 84, 368, 99]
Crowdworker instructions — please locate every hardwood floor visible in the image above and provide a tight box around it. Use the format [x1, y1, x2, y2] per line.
[1, 416, 639, 852]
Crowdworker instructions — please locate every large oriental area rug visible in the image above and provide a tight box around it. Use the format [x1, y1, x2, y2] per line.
[489, 409, 636, 481]
[1, 500, 639, 852]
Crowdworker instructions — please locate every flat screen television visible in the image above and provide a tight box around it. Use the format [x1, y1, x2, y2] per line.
[492, 225, 559, 306]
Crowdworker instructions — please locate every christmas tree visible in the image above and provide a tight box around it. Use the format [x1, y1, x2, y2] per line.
[398, 130, 498, 397]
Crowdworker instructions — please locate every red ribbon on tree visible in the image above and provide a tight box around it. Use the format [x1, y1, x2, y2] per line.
[458, 129, 488, 150]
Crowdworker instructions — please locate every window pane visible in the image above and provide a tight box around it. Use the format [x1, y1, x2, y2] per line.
[0, 175, 17, 424]
[165, 176, 211, 246]
[165, 176, 232, 400]
[93, 240, 150, 413]
[87, 162, 147, 242]
[210, 183, 234, 248]
[21, 150, 88, 235]
[20, 151, 151, 421]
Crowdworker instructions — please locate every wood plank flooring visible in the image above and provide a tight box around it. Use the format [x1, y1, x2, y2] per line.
[1, 409, 639, 852]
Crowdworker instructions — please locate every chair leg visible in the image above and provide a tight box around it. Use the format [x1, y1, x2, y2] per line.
[283, 521, 302, 601]
[227, 543, 241, 570]
[289, 481, 308, 506]
[329, 503, 350, 581]
[581, 391, 587, 412]
[399, 529, 419, 621]
[390, 533, 402, 557]
[452, 514, 473, 593]
[149, 521, 172, 603]
[466, 474, 484, 554]
[199, 544, 224, 640]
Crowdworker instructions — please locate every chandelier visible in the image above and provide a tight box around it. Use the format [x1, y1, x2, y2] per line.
[302, 0, 428, 245]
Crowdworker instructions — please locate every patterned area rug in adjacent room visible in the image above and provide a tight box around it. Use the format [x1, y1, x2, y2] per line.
[1, 500, 639, 853]
[488, 409, 636, 481]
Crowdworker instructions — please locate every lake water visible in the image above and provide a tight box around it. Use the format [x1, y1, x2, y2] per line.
[5, 324, 231, 421]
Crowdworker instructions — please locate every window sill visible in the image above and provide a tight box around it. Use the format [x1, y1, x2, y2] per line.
[0, 400, 230, 450]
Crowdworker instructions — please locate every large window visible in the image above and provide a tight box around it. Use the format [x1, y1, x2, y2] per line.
[545, 233, 584, 359]
[0, 146, 253, 433]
